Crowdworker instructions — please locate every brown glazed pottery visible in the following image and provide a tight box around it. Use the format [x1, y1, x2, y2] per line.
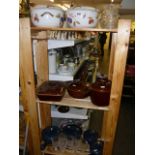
[37, 81, 65, 101]
[90, 79, 111, 106]
[57, 106, 70, 113]
[67, 80, 90, 99]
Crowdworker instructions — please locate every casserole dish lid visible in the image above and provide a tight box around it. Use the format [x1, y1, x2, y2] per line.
[91, 80, 111, 92]
[37, 81, 65, 96]
[68, 81, 89, 92]
[68, 6, 99, 12]
[31, 5, 64, 11]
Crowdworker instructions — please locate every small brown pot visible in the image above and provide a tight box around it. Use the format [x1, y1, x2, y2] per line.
[67, 81, 90, 99]
[90, 80, 111, 106]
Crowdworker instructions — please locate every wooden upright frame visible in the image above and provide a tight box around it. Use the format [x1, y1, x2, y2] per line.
[19, 18, 131, 155]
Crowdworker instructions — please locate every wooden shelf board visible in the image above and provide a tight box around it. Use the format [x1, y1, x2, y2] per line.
[42, 145, 89, 155]
[36, 93, 109, 111]
[31, 27, 117, 32]
[42, 138, 108, 155]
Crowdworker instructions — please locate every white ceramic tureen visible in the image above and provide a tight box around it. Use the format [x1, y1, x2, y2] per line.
[66, 6, 99, 28]
[30, 5, 65, 27]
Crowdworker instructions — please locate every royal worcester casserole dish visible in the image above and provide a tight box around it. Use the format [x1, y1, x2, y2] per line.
[66, 6, 99, 28]
[30, 5, 65, 27]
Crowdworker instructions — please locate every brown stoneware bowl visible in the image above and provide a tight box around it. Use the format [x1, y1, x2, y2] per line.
[90, 80, 111, 106]
[37, 81, 65, 101]
[67, 81, 90, 99]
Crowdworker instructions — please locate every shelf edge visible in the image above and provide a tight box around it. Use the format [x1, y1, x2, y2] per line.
[31, 27, 118, 32]
[36, 98, 109, 111]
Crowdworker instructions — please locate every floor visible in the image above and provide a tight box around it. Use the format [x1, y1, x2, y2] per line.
[112, 99, 135, 155]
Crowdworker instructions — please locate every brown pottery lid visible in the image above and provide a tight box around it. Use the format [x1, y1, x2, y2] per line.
[91, 80, 111, 92]
[37, 81, 65, 96]
[68, 81, 89, 92]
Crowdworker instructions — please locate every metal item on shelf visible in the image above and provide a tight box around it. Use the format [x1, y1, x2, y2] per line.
[49, 49, 57, 74]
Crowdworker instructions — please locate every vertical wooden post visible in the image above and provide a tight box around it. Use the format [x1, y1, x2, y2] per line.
[35, 32, 51, 129]
[102, 20, 131, 155]
[19, 18, 41, 155]
[108, 33, 117, 80]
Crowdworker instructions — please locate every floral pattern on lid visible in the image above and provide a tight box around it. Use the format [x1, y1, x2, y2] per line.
[66, 6, 98, 28]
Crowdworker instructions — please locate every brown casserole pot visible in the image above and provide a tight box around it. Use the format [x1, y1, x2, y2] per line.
[67, 80, 90, 99]
[90, 80, 111, 106]
[37, 81, 65, 101]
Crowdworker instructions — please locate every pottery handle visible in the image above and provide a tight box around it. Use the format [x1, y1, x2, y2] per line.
[41, 11, 54, 17]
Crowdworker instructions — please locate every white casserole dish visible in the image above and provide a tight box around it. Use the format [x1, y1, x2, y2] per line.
[66, 6, 99, 28]
[30, 5, 65, 27]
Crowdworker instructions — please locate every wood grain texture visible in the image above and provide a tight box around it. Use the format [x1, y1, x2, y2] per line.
[30, 0, 122, 6]
[35, 31, 49, 86]
[108, 33, 117, 80]
[35, 31, 51, 129]
[31, 27, 118, 32]
[102, 19, 131, 155]
[19, 18, 41, 155]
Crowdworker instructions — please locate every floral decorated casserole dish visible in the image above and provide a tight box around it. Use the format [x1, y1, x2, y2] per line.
[30, 5, 65, 27]
[66, 6, 99, 28]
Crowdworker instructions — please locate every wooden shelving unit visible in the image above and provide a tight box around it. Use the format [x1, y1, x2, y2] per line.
[19, 18, 131, 155]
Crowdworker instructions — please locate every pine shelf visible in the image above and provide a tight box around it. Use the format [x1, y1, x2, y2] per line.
[31, 26, 118, 32]
[37, 92, 109, 111]
[20, 18, 131, 155]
